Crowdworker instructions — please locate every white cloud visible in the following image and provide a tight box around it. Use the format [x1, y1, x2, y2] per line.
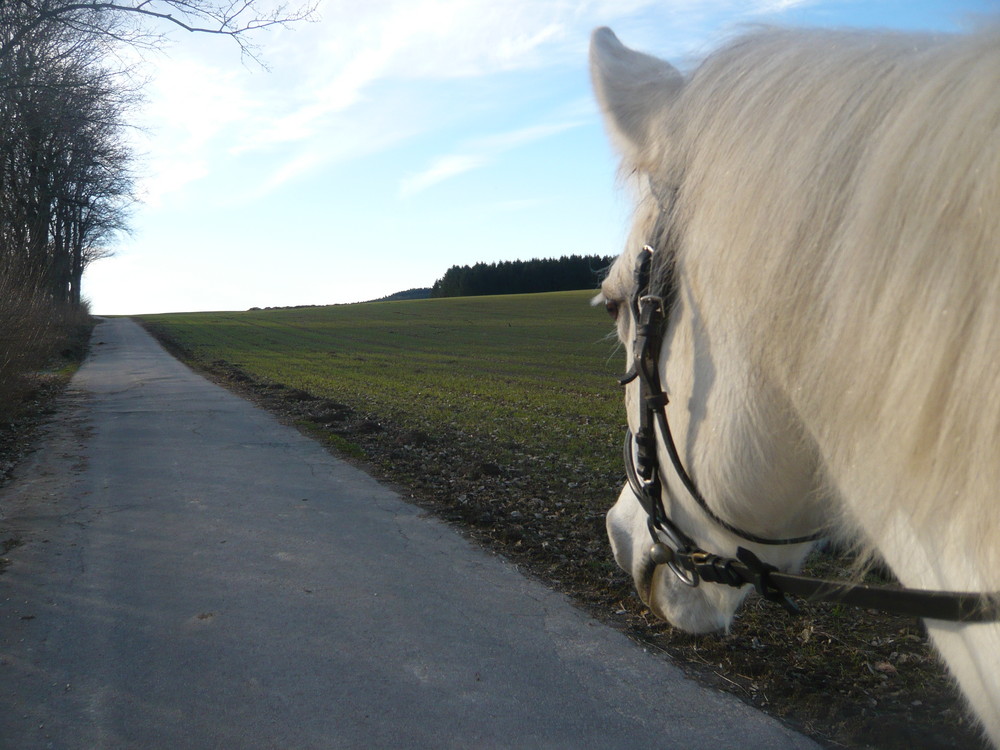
[139, 159, 210, 208]
[751, 0, 815, 13]
[400, 154, 489, 196]
[131, 56, 261, 204]
[315, 0, 577, 80]
[399, 118, 583, 196]
[469, 120, 584, 151]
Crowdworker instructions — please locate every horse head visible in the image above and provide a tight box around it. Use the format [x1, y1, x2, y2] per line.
[592, 29, 827, 634]
[590, 24, 1000, 745]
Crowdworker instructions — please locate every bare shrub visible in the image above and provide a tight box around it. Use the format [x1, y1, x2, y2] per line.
[0, 265, 85, 421]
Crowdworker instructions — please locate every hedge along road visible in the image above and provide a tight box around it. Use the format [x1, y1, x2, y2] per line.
[0, 318, 817, 749]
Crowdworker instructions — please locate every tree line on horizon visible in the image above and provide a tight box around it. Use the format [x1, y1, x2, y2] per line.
[430, 254, 615, 298]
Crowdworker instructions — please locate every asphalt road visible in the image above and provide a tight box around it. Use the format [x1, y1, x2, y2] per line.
[0, 317, 818, 749]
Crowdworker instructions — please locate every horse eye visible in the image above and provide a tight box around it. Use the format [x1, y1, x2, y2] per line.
[605, 299, 620, 320]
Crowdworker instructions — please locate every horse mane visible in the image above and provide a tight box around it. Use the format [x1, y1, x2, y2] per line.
[640, 26, 1000, 583]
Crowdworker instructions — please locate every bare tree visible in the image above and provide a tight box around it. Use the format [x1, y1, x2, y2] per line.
[0, 13, 137, 307]
[0, 0, 311, 417]
[1, 0, 316, 63]
[0, 0, 314, 309]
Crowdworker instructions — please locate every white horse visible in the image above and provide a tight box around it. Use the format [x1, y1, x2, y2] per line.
[591, 25, 1000, 744]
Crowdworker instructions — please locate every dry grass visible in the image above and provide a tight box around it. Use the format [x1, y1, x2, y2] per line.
[0, 268, 90, 421]
[0, 265, 93, 483]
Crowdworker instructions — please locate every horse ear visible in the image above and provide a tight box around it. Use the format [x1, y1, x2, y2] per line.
[590, 28, 683, 171]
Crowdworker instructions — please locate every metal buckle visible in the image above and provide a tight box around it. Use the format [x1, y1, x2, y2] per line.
[638, 294, 663, 312]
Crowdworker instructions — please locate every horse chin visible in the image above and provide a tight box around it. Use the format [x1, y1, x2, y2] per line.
[643, 563, 739, 634]
[607, 489, 742, 634]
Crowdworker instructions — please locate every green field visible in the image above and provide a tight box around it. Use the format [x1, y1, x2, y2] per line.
[140, 290, 626, 485]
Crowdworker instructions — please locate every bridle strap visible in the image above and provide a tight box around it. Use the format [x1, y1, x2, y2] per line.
[624, 246, 821, 547]
[621, 244, 1000, 621]
[674, 546, 1000, 622]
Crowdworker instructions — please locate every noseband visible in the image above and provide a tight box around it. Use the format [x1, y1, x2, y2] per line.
[619, 244, 999, 621]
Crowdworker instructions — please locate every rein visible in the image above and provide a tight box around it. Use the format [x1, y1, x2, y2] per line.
[621, 244, 999, 622]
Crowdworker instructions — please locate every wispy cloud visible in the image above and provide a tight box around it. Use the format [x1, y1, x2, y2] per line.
[400, 154, 489, 196]
[468, 121, 584, 151]
[400, 119, 583, 196]
[751, 0, 816, 14]
[132, 56, 260, 206]
[139, 159, 210, 208]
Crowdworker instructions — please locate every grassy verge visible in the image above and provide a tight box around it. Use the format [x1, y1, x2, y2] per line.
[140, 292, 983, 750]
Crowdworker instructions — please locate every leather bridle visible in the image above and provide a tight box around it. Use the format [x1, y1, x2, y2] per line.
[620, 244, 999, 621]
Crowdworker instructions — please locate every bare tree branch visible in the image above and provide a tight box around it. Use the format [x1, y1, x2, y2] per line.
[1, 0, 317, 62]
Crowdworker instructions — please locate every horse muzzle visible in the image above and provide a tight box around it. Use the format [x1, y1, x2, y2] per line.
[607, 487, 740, 633]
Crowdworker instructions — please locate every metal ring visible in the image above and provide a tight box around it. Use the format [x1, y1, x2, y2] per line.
[667, 553, 701, 589]
[668, 558, 700, 587]
[649, 526, 699, 587]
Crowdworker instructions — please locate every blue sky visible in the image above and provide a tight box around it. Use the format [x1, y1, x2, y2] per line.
[86, 0, 995, 314]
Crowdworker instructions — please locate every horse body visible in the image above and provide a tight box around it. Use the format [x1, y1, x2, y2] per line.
[591, 25, 1000, 742]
